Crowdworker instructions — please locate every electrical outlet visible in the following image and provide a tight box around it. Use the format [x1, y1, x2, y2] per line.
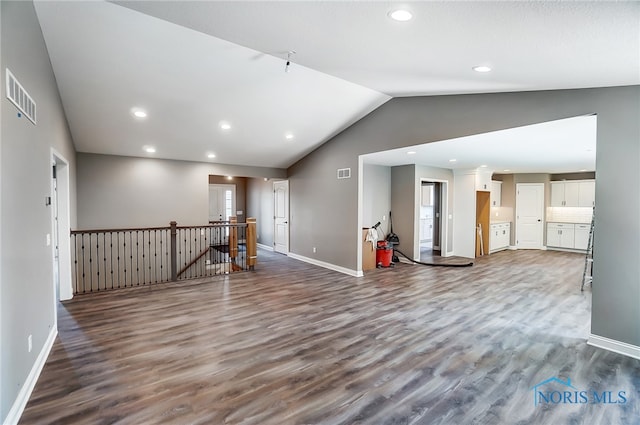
[46, 234, 51, 246]
[382, 215, 386, 221]
[313, 247, 317, 253]
[28, 334, 32, 353]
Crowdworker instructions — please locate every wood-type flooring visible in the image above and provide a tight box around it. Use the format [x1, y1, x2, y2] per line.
[20, 249, 640, 424]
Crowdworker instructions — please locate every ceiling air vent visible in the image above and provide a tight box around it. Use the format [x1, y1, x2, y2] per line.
[6, 68, 37, 124]
[337, 168, 351, 179]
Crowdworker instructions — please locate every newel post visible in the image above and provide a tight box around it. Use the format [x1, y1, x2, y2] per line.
[229, 216, 238, 262]
[247, 217, 257, 270]
[170, 221, 177, 281]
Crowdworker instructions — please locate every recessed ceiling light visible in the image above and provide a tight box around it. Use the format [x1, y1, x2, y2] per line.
[285, 133, 294, 140]
[503, 169, 511, 172]
[219, 121, 231, 130]
[449, 159, 457, 162]
[226, 176, 233, 180]
[131, 108, 147, 118]
[580, 169, 588, 172]
[480, 164, 488, 168]
[407, 151, 417, 155]
[207, 153, 216, 159]
[473, 66, 492, 73]
[144, 146, 156, 153]
[389, 9, 412, 21]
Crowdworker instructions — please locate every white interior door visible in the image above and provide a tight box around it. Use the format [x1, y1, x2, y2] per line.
[273, 180, 289, 254]
[516, 183, 544, 249]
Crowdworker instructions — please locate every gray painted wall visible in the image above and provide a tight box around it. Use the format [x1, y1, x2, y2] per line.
[390, 165, 416, 258]
[362, 164, 391, 233]
[76, 153, 285, 229]
[1, 1, 77, 421]
[287, 86, 640, 347]
[246, 177, 275, 248]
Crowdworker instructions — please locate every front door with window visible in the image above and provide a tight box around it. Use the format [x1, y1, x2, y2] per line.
[209, 184, 236, 223]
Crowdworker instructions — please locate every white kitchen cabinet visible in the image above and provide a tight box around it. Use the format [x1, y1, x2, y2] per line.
[490, 181, 502, 207]
[550, 180, 595, 207]
[476, 169, 492, 191]
[578, 181, 595, 207]
[547, 223, 575, 249]
[489, 222, 510, 252]
[574, 224, 591, 250]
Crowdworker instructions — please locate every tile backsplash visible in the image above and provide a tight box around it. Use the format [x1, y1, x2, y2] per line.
[546, 207, 593, 223]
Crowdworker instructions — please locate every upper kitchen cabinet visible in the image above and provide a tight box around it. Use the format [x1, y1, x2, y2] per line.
[578, 180, 595, 207]
[550, 180, 595, 207]
[476, 168, 493, 191]
[490, 181, 502, 207]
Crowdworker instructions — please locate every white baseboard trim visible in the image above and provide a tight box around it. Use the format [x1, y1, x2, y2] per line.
[287, 252, 363, 277]
[588, 334, 640, 360]
[508, 245, 517, 250]
[5, 326, 58, 425]
[257, 243, 274, 252]
[546, 246, 587, 254]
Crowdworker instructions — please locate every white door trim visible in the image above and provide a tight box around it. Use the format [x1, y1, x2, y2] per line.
[51, 148, 72, 302]
[418, 178, 449, 258]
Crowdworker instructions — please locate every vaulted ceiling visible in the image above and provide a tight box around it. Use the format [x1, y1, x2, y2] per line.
[34, 1, 639, 170]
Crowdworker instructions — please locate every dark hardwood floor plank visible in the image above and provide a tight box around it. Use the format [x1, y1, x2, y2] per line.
[19, 249, 640, 425]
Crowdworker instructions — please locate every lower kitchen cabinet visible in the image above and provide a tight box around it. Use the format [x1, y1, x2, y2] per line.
[574, 224, 591, 250]
[547, 222, 590, 251]
[489, 222, 510, 252]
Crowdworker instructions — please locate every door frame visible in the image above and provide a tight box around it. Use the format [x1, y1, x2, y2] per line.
[208, 184, 236, 222]
[273, 180, 290, 254]
[51, 149, 72, 303]
[417, 178, 449, 258]
[515, 183, 545, 249]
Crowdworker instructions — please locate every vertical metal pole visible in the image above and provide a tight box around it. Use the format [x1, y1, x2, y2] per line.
[170, 221, 177, 281]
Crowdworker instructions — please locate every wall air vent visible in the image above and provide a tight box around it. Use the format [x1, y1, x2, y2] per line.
[6, 68, 37, 124]
[337, 168, 351, 179]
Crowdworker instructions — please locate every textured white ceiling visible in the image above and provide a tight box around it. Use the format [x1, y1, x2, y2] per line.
[33, 1, 639, 169]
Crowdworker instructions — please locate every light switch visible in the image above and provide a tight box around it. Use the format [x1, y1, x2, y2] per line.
[46, 234, 51, 246]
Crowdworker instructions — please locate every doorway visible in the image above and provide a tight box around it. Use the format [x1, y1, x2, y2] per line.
[273, 180, 289, 254]
[419, 181, 443, 260]
[209, 184, 236, 223]
[516, 183, 545, 249]
[51, 150, 72, 302]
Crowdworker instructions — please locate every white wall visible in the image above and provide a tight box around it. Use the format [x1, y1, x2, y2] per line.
[452, 170, 477, 258]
